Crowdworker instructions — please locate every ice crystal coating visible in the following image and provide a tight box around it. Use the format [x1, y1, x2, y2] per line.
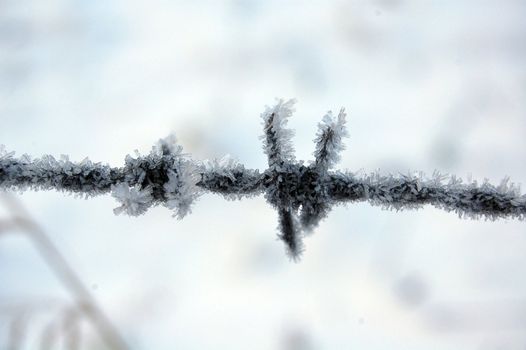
[1, 99, 526, 260]
[197, 155, 263, 200]
[328, 170, 526, 221]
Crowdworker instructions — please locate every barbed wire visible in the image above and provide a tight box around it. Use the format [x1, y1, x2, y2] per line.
[1, 99, 525, 259]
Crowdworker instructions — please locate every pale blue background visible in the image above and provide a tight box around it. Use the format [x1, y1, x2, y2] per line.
[1, 0, 526, 349]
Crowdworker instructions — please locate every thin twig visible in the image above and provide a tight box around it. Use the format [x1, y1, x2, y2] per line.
[1, 193, 129, 349]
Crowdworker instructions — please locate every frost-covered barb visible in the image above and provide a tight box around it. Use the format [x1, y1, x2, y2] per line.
[0, 136, 200, 219]
[260, 98, 297, 167]
[1, 99, 526, 260]
[312, 108, 348, 170]
[300, 108, 348, 233]
[258, 101, 349, 258]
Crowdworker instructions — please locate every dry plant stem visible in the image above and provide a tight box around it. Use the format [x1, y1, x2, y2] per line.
[7, 312, 29, 350]
[1, 194, 129, 350]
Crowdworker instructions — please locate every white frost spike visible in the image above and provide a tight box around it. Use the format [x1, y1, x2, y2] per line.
[112, 183, 153, 216]
[0, 145, 15, 160]
[163, 162, 201, 219]
[260, 98, 297, 166]
[313, 108, 348, 170]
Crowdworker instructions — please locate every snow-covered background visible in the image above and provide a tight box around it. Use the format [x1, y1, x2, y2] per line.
[1, 0, 526, 349]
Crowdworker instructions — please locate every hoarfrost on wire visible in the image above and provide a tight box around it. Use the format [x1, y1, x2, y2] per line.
[2, 99, 526, 260]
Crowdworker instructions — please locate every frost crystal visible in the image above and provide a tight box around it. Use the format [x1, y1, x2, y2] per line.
[164, 163, 200, 219]
[112, 183, 153, 216]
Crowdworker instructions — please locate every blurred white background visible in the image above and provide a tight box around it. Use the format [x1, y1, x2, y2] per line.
[1, 0, 526, 349]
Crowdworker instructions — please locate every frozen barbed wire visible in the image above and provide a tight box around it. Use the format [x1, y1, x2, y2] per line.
[0, 135, 200, 219]
[2, 99, 526, 260]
